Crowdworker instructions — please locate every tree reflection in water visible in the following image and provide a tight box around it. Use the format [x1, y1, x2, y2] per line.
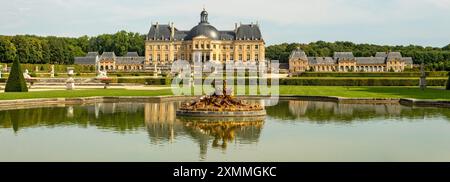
[1, 100, 450, 160]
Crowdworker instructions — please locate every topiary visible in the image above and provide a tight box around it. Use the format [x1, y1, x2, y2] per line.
[5, 59, 28, 92]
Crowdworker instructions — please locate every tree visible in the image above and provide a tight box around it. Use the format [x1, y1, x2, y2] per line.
[5, 59, 28, 92]
[0, 36, 17, 62]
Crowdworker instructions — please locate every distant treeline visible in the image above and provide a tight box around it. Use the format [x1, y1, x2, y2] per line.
[0, 30, 145, 65]
[1, 32, 450, 70]
[266, 41, 450, 71]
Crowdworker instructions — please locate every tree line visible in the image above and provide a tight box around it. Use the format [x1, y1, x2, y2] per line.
[266, 41, 450, 71]
[1, 33, 449, 70]
[0, 30, 145, 65]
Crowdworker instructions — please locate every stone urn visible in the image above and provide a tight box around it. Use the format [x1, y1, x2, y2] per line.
[66, 68, 75, 90]
[98, 77, 113, 89]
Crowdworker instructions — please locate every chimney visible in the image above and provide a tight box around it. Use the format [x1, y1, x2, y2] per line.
[170, 22, 175, 40]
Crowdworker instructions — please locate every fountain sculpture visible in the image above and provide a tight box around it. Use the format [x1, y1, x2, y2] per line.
[176, 81, 266, 118]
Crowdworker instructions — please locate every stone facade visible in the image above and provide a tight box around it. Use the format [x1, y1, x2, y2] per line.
[74, 52, 145, 71]
[145, 9, 265, 65]
[289, 48, 414, 73]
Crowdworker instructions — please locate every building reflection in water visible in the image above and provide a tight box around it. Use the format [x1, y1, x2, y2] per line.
[2, 100, 450, 159]
[142, 101, 264, 160]
[267, 100, 443, 123]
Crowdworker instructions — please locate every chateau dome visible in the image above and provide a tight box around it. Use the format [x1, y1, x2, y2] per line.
[185, 9, 220, 40]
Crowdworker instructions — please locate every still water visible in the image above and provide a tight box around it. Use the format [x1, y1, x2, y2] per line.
[1, 100, 450, 162]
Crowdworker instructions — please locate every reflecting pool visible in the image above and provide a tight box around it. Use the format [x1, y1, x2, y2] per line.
[1, 100, 450, 161]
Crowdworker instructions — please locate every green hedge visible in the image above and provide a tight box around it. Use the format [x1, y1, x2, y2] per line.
[279, 78, 447, 86]
[295, 72, 449, 77]
[116, 77, 172, 85]
[113, 77, 447, 86]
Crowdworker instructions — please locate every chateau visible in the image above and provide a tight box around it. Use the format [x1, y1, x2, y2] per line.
[145, 9, 265, 65]
[288, 48, 413, 73]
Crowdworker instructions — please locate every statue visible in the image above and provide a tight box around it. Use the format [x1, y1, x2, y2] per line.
[96, 68, 112, 89]
[50, 65, 55, 78]
[97, 69, 108, 79]
[23, 69, 32, 79]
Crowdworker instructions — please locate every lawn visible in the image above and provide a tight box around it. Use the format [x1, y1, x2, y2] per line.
[0, 86, 449, 100]
[0, 89, 173, 100]
[278, 86, 450, 100]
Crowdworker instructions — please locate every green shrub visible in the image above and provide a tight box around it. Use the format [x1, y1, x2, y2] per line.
[29, 72, 37, 77]
[279, 78, 447, 86]
[295, 72, 448, 77]
[5, 59, 28, 92]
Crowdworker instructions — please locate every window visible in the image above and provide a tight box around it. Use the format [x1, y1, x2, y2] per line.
[157, 54, 160, 61]
[239, 45, 242, 50]
[165, 45, 169, 50]
[149, 54, 153, 61]
[165, 54, 169, 61]
[247, 45, 251, 50]
[255, 45, 259, 49]
[213, 54, 216, 60]
[230, 55, 234, 60]
[195, 44, 199, 49]
[255, 54, 259, 61]
[207, 44, 210, 49]
[149, 46, 152, 50]
[238, 54, 242, 61]
[157, 45, 160, 50]
[213, 45, 216, 49]
[201, 44, 204, 49]
[247, 54, 250, 61]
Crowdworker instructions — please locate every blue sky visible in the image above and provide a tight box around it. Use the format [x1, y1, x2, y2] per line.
[0, 0, 449, 47]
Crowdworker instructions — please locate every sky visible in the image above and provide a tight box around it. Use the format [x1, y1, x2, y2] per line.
[0, 0, 449, 47]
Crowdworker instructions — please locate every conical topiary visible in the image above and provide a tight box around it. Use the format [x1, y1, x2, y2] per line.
[5, 59, 28, 92]
[446, 71, 450, 90]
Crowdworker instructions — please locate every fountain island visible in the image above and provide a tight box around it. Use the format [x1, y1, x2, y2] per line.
[176, 82, 266, 119]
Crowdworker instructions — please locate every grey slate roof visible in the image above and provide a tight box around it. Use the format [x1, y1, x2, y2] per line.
[355, 57, 386, 64]
[289, 48, 308, 60]
[116, 57, 145, 64]
[99, 52, 116, 62]
[235, 24, 262, 40]
[308, 57, 337, 64]
[147, 10, 262, 41]
[334, 52, 354, 60]
[219, 31, 235, 40]
[387, 52, 403, 60]
[147, 24, 172, 41]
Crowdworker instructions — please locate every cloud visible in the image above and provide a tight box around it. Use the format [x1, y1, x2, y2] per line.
[0, 0, 449, 46]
